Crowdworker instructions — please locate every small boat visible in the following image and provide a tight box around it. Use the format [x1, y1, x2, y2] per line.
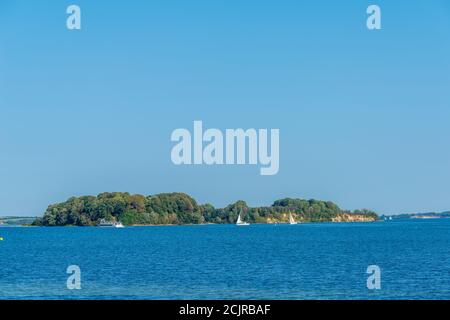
[98, 219, 124, 228]
[288, 211, 298, 225]
[236, 210, 250, 226]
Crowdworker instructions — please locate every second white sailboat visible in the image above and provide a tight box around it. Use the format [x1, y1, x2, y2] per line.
[236, 210, 250, 226]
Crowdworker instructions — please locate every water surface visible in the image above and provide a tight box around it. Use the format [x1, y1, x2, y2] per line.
[0, 220, 449, 299]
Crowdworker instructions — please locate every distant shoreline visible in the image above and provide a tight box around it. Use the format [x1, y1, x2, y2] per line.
[3, 219, 450, 228]
[2, 220, 384, 228]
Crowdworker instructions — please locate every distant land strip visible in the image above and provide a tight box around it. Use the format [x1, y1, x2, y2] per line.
[381, 211, 450, 220]
[0, 216, 38, 226]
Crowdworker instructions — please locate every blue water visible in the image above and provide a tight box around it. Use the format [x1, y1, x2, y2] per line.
[0, 219, 449, 300]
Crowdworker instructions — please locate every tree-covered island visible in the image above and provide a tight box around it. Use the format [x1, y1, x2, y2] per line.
[32, 192, 378, 226]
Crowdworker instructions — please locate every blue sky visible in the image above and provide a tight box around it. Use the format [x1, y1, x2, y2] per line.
[1, 0, 450, 216]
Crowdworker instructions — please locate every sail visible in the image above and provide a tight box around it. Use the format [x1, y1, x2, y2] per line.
[236, 209, 250, 226]
[289, 211, 297, 224]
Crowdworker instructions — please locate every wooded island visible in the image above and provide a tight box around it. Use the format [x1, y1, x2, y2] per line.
[32, 192, 378, 226]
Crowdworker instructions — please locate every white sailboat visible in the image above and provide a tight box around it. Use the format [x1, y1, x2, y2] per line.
[236, 210, 250, 226]
[288, 211, 298, 225]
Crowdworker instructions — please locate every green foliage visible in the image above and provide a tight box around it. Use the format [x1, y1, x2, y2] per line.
[36, 193, 378, 226]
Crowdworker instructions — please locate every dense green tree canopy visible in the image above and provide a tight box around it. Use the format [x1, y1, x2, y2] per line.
[33, 193, 378, 226]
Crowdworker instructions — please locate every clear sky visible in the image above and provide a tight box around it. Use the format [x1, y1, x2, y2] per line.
[1, 0, 450, 216]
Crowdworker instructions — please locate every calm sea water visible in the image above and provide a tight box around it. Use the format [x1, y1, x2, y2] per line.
[0, 219, 449, 300]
